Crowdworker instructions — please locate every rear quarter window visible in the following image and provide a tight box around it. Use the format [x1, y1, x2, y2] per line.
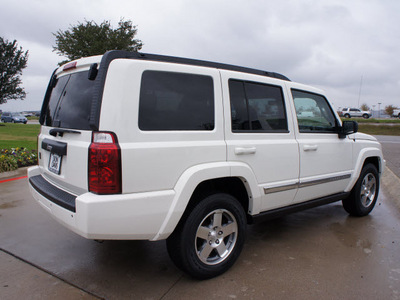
[139, 71, 215, 131]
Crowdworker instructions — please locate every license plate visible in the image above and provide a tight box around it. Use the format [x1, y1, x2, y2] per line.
[48, 153, 62, 174]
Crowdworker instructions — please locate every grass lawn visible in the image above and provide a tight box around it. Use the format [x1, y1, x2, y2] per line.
[358, 124, 400, 136]
[0, 123, 40, 151]
[341, 117, 400, 124]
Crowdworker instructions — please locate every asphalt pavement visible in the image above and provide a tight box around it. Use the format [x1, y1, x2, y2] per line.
[1, 137, 399, 300]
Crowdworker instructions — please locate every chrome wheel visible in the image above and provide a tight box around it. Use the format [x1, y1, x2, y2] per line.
[167, 193, 246, 279]
[195, 208, 238, 265]
[360, 173, 376, 208]
[342, 163, 379, 217]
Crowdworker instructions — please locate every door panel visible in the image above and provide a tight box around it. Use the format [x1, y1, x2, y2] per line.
[221, 71, 299, 213]
[290, 87, 353, 203]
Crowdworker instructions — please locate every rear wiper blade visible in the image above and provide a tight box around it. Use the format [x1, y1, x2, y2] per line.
[49, 128, 82, 137]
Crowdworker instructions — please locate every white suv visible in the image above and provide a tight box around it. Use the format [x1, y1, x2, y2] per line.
[340, 107, 372, 119]
[392, 109, 400, 118]
[28, 51, 384, 279]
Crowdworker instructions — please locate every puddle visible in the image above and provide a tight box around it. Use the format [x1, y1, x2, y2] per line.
[330, 221, 373, 254]
[0, 200, 21, 209]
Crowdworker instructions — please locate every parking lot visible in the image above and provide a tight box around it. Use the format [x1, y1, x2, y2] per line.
[1, 136, 399, 300]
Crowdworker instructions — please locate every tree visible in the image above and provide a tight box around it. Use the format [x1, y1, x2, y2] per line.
[53, 19, 143, 64]
[360, 103, 370, 111]
[385, 105, 397, 117]
[0, 37, 29, 104]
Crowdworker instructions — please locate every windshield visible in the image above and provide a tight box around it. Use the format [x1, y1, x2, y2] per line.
[43, 71, 95, 130]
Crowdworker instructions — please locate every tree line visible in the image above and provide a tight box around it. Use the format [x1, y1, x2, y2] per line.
[0, 19, 142, 105]
[360, 103, 398, 117]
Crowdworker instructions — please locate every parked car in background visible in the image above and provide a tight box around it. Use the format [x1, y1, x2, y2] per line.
[340, 108, 372, 119]
[1, 112, 28, 124]
[392, 109, 400, 118]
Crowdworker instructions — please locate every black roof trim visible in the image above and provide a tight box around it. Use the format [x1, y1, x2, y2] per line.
[105, 50, 290, 81]
[89, 50, 290, 130]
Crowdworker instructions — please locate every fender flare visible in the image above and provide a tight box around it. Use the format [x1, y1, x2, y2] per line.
[152, 162, 261, 240]
[344, 147, 384, 192]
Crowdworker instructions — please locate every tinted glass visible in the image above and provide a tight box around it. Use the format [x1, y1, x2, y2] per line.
[44, 71, 94, 130]
[229, 80, 249, 130]
[139, 71, 214, 130]
[44, 75, 69, 126]
[229, 80, 288, 132]
[292, 89, 337, 133]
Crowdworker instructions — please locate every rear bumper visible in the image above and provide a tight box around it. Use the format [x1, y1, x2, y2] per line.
[28, 166, 175, 240]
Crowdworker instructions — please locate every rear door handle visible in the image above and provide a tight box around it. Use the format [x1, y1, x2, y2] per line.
[303, 145, 318, 151]
[234, 147, 257, 155]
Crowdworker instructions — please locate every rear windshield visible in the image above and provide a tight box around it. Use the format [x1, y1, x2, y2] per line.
[43, 71, 94, 130]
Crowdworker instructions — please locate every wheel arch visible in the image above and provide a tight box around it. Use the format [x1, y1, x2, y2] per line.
[184, 177, 251, 221]
[363, 156, 381, 173]
[345, 149, 384, 193]
[152, 162, 259, 240]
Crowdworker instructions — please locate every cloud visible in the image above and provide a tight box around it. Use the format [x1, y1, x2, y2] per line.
[1, 0, 399, 112]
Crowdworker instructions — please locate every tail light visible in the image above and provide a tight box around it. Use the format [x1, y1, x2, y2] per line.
[63, 61, 77, 71]
[88, 132, 121, 194]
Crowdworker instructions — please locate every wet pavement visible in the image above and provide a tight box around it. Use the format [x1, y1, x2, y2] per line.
[376, 135, 400, 178]
[1, 139, 400, 300]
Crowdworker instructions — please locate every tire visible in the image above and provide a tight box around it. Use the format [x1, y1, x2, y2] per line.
[167, 193, 247, 279]
[342, 163, 379, 217]
[362, 114, 369, 119]
[344, 114, 351, 118]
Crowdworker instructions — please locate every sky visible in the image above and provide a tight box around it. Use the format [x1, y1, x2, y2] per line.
[1, 0, 399, 112]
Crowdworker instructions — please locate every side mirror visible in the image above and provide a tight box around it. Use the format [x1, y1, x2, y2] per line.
[339, 120, 358, 139]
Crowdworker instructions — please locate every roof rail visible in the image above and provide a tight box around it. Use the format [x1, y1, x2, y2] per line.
[101, 50, 291, 81]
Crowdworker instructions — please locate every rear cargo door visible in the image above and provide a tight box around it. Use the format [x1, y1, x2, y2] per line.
[38, 68, 96, 195]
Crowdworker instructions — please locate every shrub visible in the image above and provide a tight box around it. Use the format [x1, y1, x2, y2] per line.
[0, 154, 18, 172]
[0, 147, 38, 173]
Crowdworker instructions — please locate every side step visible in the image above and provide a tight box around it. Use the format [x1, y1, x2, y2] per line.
[248, 192, 349, 224]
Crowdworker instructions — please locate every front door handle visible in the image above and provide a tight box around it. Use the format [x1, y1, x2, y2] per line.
[303, 145, 318, 151]
[234, 147, 257, 155]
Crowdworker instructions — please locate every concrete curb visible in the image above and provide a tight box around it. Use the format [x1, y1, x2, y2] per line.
[0, 167, 29, 181]
[381, 166, 400, 210]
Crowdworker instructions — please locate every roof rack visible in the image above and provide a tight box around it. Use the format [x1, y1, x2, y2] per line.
[101, 50, 291, 81]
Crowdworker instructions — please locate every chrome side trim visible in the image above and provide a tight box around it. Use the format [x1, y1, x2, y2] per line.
[299, 174, 351, 188]
[263, 174, 352, 194]
[264, 182, 299, 194]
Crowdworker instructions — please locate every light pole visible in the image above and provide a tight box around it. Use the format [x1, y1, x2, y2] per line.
[378, 102, 382, 119]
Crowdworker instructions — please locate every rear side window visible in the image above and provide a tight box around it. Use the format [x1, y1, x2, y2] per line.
[229, 80, 288, 132]
[44, 71, 94, 130]
[139, 71, 214, 131]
